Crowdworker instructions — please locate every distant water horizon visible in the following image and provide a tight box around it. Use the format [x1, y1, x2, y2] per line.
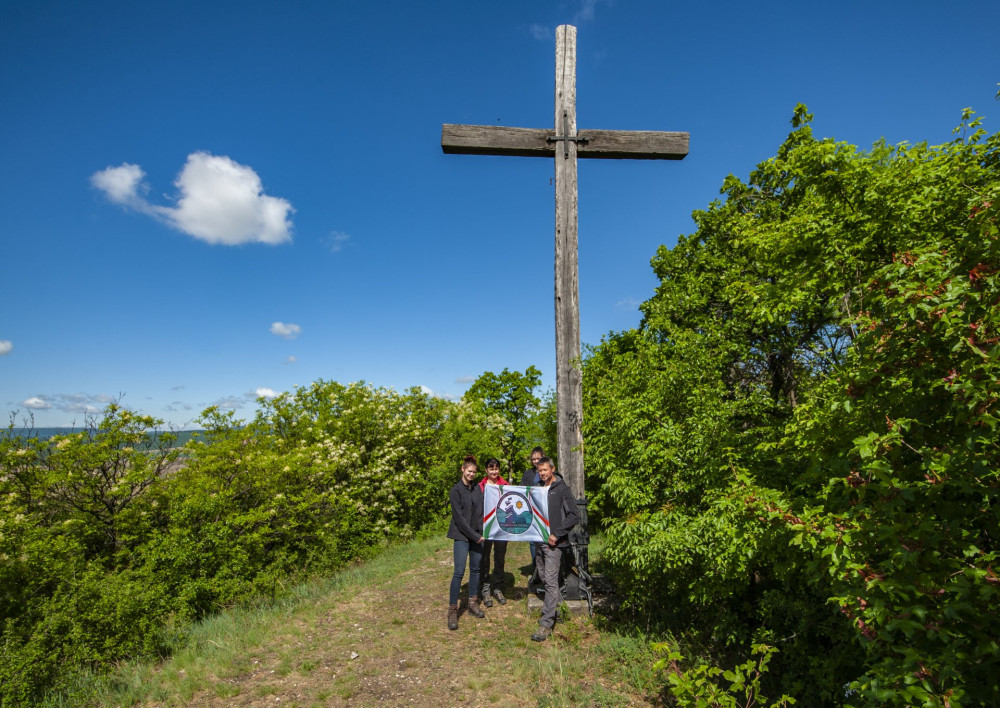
[4, 427, 204, 447]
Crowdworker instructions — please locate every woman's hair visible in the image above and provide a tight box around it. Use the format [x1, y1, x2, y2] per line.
[461, 454, 478, 469]
[485, 457, 501, 469]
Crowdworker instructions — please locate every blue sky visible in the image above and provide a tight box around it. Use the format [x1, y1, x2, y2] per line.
[2, 0, 998, 428]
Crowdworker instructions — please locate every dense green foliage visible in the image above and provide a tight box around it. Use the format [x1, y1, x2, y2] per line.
[583, 107, 999, 706]
[655, 642, 796, 707]
[463, 366, 557, 474]
[0, 380, 523, 705]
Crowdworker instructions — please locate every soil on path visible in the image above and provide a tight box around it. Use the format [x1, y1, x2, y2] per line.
[145, 538, 654, 708]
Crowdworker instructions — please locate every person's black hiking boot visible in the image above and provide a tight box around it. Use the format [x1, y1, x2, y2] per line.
[481, 584, 493, 607]
[493, 588, 507, 605]
[468, 597, 485, 618]
[531, 625, 552, 642]
[447, 604, 458, 631]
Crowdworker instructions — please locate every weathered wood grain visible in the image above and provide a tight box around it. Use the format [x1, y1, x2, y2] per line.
[441, 125, 552, 157]
[578, 129, 689, 159]
[442, 125, 688, 160]
[553, 24, 585, 502]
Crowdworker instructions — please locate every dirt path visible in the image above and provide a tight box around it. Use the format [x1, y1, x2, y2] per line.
[141, 538, 655, 707]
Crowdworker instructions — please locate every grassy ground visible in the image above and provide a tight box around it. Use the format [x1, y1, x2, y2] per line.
[79, 536, 661, 707]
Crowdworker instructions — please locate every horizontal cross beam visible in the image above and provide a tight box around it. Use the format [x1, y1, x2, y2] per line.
[442, 123, 689, 160]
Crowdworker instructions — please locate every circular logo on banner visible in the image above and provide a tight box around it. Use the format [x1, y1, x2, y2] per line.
[496, 491, 533, 534]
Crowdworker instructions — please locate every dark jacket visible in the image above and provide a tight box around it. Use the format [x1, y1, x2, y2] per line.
[544, 477, 579, 547]
[447, 479, 483, 543]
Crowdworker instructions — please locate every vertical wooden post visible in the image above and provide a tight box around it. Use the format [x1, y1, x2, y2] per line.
[442, 24, 689, 595]
[554, 25, 586, 510]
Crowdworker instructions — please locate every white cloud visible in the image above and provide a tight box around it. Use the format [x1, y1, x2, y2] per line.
[90, 163, 147, 205]
[212, 395, 246, 410]
[42, 393, 115, 415]
[0, 340, 12, 355]
[91, 152, 294, 246]
[573, 0, 606, 24]
[212, 388, 284, 410]
[529, 23, 551, 40]
[18, 392, 116, 416]
[615, 297, 640, 310]
[164, 153, 293, 245]
[454, 375, 476, 384]
[284, 355, 297, 365]
[528, 1, 605, 41]
[270, 321, 301, 340]
[324, 231, 351, 253]
[419, 385, 458, 401]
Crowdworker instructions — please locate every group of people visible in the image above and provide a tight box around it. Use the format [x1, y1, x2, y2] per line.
[447, 447, 580, 642]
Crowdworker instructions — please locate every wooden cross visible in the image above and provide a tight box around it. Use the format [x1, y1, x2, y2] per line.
[442, 25, 688, 571]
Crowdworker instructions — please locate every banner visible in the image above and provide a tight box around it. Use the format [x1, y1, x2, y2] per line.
[482, 484, 549, 542]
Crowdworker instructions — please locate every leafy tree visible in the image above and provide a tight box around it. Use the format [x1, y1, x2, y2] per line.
[527, 387, 559, 466]
[583, 106, 1000, 705]
[776, 118, 1000, 705]
[464, 366, 543, 474]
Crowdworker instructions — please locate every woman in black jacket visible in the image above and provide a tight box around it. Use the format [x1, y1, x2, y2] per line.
[447, 455, 485, 630]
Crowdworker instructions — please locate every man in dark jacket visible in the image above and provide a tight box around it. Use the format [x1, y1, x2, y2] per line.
[531, 456, 579, 641]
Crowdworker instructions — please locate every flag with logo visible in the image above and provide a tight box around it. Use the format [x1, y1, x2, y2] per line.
[482, 485, 549, 542]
